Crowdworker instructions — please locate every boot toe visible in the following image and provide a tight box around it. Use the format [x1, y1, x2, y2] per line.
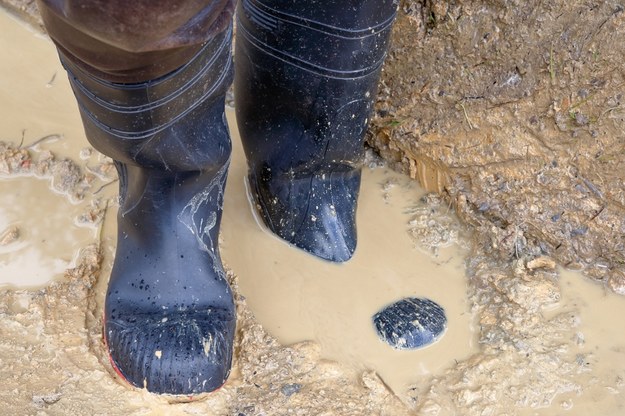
[105, 309, 235, 395]
[289, 202, 357, 262]
[252, 168, 360, 262]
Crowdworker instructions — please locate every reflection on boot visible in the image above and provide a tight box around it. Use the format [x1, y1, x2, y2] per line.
[235, 0, 398, 262]
[62, 26, 236, 395]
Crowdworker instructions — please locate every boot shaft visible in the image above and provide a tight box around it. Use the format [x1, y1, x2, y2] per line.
[46, 8, 238, 396]
[234, 0, 399, 261]
[237, 0, 398, 78]
[61, 24, 234, 174]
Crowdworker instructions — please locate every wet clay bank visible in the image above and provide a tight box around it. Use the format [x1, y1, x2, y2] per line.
[370, 0, 625, 292]
[2, 3, 625, 416]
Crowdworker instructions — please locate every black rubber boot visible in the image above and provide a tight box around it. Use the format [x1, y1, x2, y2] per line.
[61, 25, 236, 395]
[235, 0, 398, 262]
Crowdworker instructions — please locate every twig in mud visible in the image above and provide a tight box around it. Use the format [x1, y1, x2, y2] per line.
[97, 200, 109, 246]
[17, 129, 25, 149]
[93, 179, 118, 195]
[445, 197, 453, 215]
[26, 134, 62, 149]
[86, 163, 116, 179]
[588, 206, 605, 223]
[569, 93, 596, 112]
[46, 72, 57, 88]
[549, 44, 555, 81]
[460, 103, 474, 129]
[597, 105, 622, 122]
[580, 176, 604, 199]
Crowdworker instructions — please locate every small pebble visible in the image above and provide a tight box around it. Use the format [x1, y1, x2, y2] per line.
[79, 147, 93, 160]
[280, 383, 302, 397]
[575, 112, 589, 126]
[373, 297, 447, 350]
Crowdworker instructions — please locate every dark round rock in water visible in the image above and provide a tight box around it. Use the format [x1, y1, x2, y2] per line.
[373, 297, 447, 350]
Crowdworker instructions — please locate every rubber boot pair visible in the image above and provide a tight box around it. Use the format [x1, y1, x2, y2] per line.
[61, 0, 398, 395]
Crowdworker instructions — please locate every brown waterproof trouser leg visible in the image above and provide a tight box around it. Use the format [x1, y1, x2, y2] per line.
[36, 0, 236, 82]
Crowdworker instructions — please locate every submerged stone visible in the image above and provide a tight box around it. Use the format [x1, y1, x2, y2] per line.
[373, 297, 447, 350]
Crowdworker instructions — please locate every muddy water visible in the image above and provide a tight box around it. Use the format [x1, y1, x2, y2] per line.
[4, 6, 625, 415]
[0, 12, 85, 160]
[221, 129, 476, 393]
[523, 270, 625, 416]
[0, 178, 96, 287]
[0, 11, 103, 288]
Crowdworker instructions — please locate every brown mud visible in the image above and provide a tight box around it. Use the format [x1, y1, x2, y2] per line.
[370, 0, 625, 292]
[2, 2, 625, 415]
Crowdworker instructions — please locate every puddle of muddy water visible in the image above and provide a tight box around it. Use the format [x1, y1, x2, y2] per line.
[221, 125, 477, 393]
[519, 270, 625, 416]
[0, 178, 96, 287]
[0, 12, 85, 158]
[0, 11, 109, 289]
